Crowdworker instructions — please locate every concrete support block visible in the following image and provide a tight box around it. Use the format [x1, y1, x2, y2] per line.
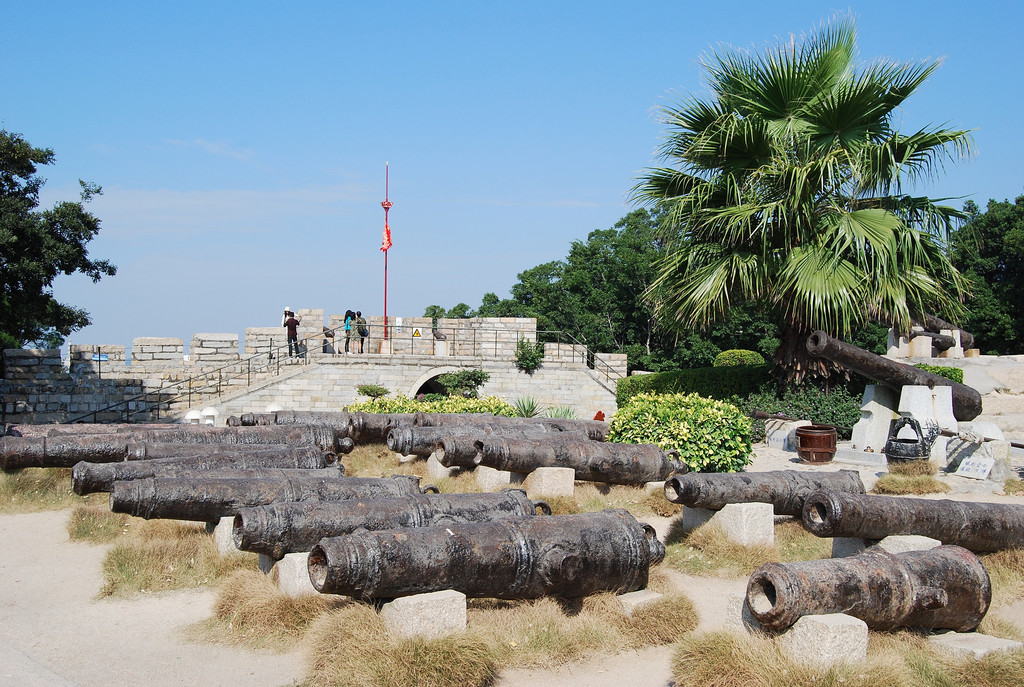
[832, 447, 888, 468]
[765, 419, 811, 451]
[850, 385, 899, 453]
[725, 593, 763, 633]
[908, 333, 934, 358]
[644, 481, 666, 495]
[682, 503, 774, 546]
[887, 328, 910, 357]
[211, 516, 237, 555]
[475, 465, 525, 492]
[831, 537, 869, 558]
[935, 329, 964, 360]
[898, 385, 957, 434]
[395, 452, 418, 464]
[275, 552, 318, 598]
[875, 535, 942, 554]
[523, 467, 575, 498]
[928, 631, 1024, 659]
[380, 590, 467, 639]
[258, 554, 275, 574]
[777, 613, 868, 667]
[616, 589, 662, 616]
[426, 452, 458, 479]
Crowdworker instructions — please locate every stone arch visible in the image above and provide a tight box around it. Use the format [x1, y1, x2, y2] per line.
[406, 366, 465, 397]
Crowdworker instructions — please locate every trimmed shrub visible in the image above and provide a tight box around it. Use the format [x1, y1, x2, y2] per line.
[437, 369, 490, 398]
[355, 384, 390, 399]
[617, 365, 771, 407]
[608, 392, 752, 472]
[739, 385, 861, 441]
[914, 363, 964, 384]
[514, 338, 545, 373]
[713, 349, 766, 367]
[347, 394, 515, 416]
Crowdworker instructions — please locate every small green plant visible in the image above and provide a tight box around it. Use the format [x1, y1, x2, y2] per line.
[545, 406, 578, 419]
[713, 349, 766, 367]
[437, 369, 490, 398]
[514, 338, 545, 373]
[914, 363, 964, 384]
[608, 392, 752, 472]
[355, 384, 390, 399]
[347, 394, 516, 416]
[513, 396, 542, 417]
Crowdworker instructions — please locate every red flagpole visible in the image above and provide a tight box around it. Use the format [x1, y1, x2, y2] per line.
[381, 163, 392, 340]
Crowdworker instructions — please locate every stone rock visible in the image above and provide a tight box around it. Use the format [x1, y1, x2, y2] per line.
[682, 503, 774, 546]
[725, 593, 763, 633]
[617, 589, 662, 617]
[475, 465, 525, 492]
[928, 631, 1023, 659]
[380, 590, 467, 639]
[777, 613, 868, 667]
[211, 516, 237, 556]
[523, 467, 575, 498]
[274, 552, 318, 598]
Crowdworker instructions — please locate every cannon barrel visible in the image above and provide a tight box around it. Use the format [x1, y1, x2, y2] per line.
[228, 410, 353, 430]
[233, 490, 550, 559]
[474, 436, 684, 485]
[348, 412, 418, 442]
[4, 422, 179, 438]
[746, 545, 990, 631]
[0, 425, 347, 470]
[802, 490, 1024, 552]
[387, 423, 564, 459]
[806, 330, 982, 421]
[913, 313, 974, 350]
[908, 330, 956, 351]
[664, 470, 865, 516]
[110, 473, 428, 521]
[72, 449, 341, 495]
[122, 441, 342, 461]
[413, 413, 610, 442]
[309, 508, 664, 600]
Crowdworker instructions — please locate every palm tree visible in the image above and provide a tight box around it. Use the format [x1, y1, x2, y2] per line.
[633, 16, 971, 384]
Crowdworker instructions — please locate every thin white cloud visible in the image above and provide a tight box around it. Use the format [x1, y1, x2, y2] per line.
[164, 138, 255, 160]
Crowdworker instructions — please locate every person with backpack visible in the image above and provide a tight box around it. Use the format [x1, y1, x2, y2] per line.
[355, 311, 368, 353]
[343, 310, 354, 354]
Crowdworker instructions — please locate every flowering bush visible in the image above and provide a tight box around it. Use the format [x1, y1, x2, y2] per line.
[608, 392, 752, 472]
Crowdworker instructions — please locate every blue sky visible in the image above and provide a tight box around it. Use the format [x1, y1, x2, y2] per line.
[4, 1, 1022, 352]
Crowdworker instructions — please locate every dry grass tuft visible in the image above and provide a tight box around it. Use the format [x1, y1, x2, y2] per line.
[672, 629, 1024, 687]
[187, 570, 343, 650]
[979, 616, 1024, 643]
[0, 467, 102, 513]
[664, 524, 776, 578]
[99, 519, 255, 597]
[887, 460, 938, 476]
[1002, 479, 1024, 496]
[773, 517, 833, 562]
[67, 505, 130, 543]
[432, 470, 482, 494]
[305, 604, 497, 687]
[872, 473, 950, 495]
[980, 548, 1024, 608]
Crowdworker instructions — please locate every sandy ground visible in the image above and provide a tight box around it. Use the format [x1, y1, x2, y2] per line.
[3, 442, 1023, 687]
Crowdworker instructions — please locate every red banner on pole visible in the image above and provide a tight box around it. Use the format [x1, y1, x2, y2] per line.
[381, 222, 392, 252]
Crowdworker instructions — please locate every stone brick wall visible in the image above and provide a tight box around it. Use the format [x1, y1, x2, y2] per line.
[132, 337, 184, 364]
[190, 333, 240, 364]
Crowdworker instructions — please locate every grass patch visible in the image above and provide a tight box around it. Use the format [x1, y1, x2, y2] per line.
[304, 573, 696, 686]
[0, 467, 102, 513]
[664, 518, 829, 577]
[187, 570, 344, 650]
[887, 460, 938, 476]
[872, 474, 951, 495]
[67, 505, 130, 543]
[99, 519, 256, 597]
[1003, 479, 1024, 496]
[672, 629, 1024, 687]
[981, 548, 1024, 608]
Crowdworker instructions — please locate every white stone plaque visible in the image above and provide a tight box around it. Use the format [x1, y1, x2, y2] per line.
[955, 455, 995, 480]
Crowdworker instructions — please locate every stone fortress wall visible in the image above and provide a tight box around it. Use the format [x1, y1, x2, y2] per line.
[1, 310, 627, 425]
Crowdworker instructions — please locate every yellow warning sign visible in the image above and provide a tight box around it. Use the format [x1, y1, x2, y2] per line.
[413, 328, 421, 337]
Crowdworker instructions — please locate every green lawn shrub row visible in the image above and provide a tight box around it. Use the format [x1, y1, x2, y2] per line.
[914, 363, 965, 384]
[616, 365, 771, 407]
[346, 394, 516, 416]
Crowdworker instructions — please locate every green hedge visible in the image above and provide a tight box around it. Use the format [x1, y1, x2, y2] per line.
[346, 394, 515, 416]
[617, 364, 771, 407]
[713, 349, 766, 367]
[608, 392, 752, 472]
[914, 363, 964, 384]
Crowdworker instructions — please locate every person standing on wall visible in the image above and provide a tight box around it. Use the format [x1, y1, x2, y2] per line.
[343, 310, 354, 354]
[284, 309, 302, 357]
[355, 311, 368, 353]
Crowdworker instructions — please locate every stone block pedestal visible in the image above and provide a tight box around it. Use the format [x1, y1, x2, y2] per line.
[475, 465, 525, 492]
[523, 467, 575, 498]
[380, 590, 467, 639]
[275, 552, 318, 597]
[928, 631, 1024, 659]
[682, 502, 774, 546]
[778, 613, 868, 667]
[210, 516, 237, 555]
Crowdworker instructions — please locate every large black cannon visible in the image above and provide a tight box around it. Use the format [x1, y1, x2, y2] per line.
[746, 545, 990, 631]
[228, 410, 353, 430]
[472, 436, 685, 485]
[72, 449, 342, 495]
[664, 470, 865, 516]
[0, 424, 348, 470]
[801, 490, 1024, 552]
[122, 441, 346, 461]
[386, 423, 564, 459]
[233, 489, 550, 559]
[309, 508, 665, 600]
[110, 473, 431, 522]
[805, 330, 982, 421]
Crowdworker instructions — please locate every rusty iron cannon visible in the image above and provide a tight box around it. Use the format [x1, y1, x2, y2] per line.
[805, 330, 982, 421]
[386, 423, 567, 459]
[471, 436, 685, 485]
[3, 422, 180, 438]
[664, 470, 865, 516]
[801, 490, 1024, 552]
[227, 410, 353, 430]
[412, 413, 610, 442]
[110, 473, 433, 522]
[746, 545, 990, 631]
[122, 439, 351, 462]
[233, 489, 551, 559]
[72, 448, 342, 495]
[0, 424, 348, 470]
[309, 508, 664, 600]
[347, 412, 419, 443]
[912, 312, 974, 350]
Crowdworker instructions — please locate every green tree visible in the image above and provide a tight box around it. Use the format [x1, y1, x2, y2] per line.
[633, 17, 970, 384]
[0, 131, 116, 349]
[951, 197, 1024, 354]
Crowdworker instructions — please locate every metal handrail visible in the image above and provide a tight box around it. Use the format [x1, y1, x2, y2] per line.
[64, 321, 626, 423]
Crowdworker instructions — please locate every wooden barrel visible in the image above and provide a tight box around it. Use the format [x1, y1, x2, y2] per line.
[795, 425, 837, 464]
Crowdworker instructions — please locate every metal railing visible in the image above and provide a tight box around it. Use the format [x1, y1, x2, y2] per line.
[65, 322, 626, 423]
